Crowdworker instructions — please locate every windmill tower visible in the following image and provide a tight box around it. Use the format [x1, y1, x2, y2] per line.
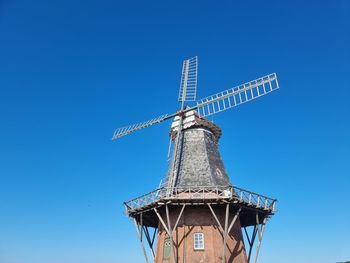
[112, 57, 279, 263]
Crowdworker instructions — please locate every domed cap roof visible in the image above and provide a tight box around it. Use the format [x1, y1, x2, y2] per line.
[169, 110, 222, 140]
[166, 110, 231, 188]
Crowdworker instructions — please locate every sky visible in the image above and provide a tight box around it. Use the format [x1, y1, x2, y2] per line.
[0, 0, 349, 263]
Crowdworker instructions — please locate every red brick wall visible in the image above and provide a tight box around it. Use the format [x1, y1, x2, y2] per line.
[155, 206, 248, 263]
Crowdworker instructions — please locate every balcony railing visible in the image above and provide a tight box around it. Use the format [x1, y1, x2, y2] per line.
[124, 185, 276, 213]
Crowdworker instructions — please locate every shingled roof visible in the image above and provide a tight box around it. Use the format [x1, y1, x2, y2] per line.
[167, 110, 231, 188]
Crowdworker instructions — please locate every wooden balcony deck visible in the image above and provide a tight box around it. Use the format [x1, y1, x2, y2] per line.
[124, 185, 276, 215]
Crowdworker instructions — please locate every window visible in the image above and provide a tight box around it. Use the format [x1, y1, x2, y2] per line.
[193, 233, 204, 250]
[215, 168, 223, 177]
[163, 237, 171, 259]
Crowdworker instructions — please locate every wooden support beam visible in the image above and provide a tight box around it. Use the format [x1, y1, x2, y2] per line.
[154, 208, 171, 236]
[133, 216, 150, 263]
[173, 205, 186, 231]
[207, 204, 224, 232]
[253, 214, 268, 263]
[142, 226, 155, 259]
[165, 204, 177, 263]
[222, 203, 230, 263]
[151, 227, 157, 248]
[227, 207, 242, 234]
[246, 225, 257, 262]
[244, 227, 251, 246]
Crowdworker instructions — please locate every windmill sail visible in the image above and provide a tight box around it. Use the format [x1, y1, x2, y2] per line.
[112, 114, 170, 140]
[112, 59, 280, 141]
[178, 56, 198, 103]
[195, 73, 279, 117]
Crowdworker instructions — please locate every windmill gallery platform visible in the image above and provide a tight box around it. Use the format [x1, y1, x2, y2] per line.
[112, 57, 279, 263]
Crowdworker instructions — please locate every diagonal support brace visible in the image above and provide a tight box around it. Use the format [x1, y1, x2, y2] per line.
[133, 214, 150, 263]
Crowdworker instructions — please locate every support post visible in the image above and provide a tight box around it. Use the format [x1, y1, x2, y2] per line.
[222, 203, 230, 263]
[165, 204, 177, 263]
[154, 208, 171, 236]
[207, 204, 224, 232]
[142, 226, 156, 259]
[173, 205, 186, 230]
[245, 225, 257, 262]
[253, 214, 267, 263]
[154, 207, 176, 262]
[227, 207, 242, 234]
[133, 214, 150, 263]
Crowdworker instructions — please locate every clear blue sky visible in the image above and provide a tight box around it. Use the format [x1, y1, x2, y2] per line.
[0, 1, 349, 263]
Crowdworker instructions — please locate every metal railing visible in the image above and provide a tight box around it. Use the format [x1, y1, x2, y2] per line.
[124, 185, 276, 213]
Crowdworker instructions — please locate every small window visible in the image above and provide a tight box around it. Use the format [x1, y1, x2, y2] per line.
[163, 237, 171, 259]
[215, 168, 223, 177]
[193, 233, 204, 250]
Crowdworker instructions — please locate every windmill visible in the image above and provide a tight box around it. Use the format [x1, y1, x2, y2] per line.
[113, 56, 279, 263]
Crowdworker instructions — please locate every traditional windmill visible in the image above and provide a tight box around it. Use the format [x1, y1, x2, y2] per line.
[112, 56, 279, 263]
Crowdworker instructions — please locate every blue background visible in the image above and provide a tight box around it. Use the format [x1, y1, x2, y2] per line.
[0, 1, 349, 262]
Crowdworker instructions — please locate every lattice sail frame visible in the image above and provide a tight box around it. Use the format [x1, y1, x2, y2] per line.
[112, 57, 279, 140]
[178, 56, 198, 102]
[196, 73, 279, 117]
[112, 114, 169, 140]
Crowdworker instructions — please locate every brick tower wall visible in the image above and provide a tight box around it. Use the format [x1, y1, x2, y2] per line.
[154, 206, 248, 263]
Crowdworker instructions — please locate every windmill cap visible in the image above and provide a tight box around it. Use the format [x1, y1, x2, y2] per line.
[170, 110, 222, 140]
